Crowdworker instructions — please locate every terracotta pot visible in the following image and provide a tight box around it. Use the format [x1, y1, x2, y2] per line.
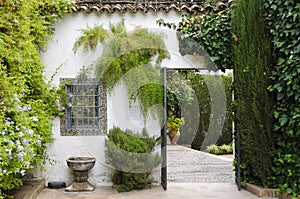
[168, 130, 180, 145]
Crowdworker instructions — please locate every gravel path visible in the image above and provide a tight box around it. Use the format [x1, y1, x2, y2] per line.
[167, 145, 235, 183]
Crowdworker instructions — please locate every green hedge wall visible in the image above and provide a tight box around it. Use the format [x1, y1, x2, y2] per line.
[232, 0, 275, 186]
[264, 0, 300, 196]
[175, 72, 233, 149]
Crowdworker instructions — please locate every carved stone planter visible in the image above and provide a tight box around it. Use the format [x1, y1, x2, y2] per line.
[65, 157, 96, 192]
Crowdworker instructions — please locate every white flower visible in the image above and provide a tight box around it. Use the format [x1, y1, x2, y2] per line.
[24, 161, 30, 167]
[26, 129, 34, 135]
[17, 145, 23, 151]
[17, 152, 25, 160]
[31, 116, 38, 122]
[5, 148, 12, 155]
[20, 170, 26, 176]
[22, 139, 28, 146]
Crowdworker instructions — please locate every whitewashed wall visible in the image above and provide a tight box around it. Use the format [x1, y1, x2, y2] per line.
[39, 10, 206, 186]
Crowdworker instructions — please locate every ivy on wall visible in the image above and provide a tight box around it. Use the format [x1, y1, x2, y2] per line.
[157, 1, 233, 71]
[264, 0, 300, 196]
[0, 0, 72, 197]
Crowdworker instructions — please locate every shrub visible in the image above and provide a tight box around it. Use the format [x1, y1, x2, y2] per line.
[219, 144, 233, 154]
[167, 116, 185, 132]
[205, 144, 220, 155]
[205, 144, 232, 155]
[0, 0, 71, 197]
[105, 127, 160, 192]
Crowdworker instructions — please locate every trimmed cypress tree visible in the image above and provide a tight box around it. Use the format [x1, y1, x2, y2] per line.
[232, 0, 274, 186]
[105, 127, 160, 192]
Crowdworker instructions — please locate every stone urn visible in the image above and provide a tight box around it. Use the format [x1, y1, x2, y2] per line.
[65, 157, 96, 192]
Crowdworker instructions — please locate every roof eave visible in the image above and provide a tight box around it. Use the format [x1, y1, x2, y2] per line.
[72, 0, 234, 14]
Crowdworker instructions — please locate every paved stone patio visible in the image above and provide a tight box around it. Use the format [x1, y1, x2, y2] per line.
[34, 145, 273, 199]
[167, 145, 234, 183]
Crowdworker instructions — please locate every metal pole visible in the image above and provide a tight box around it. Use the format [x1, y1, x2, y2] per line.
[161, 67, 167, 190]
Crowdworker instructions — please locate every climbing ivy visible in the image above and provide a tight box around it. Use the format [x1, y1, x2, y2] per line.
[264, 0, 300, 196]
[0, 0, 72, 197]
[157, 1, 233, 71]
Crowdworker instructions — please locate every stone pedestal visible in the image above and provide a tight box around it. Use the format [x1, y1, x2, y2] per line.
[65, 157, 96, 192]
[65, 181, 95, 192]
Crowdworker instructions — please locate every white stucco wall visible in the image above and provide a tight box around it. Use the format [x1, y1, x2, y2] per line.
[39, 10, 207, 186]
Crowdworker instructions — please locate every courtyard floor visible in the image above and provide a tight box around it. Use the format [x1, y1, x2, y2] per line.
[34, 145, 270, 199]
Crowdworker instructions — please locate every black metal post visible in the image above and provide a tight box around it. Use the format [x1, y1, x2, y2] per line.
[161, 67, 167, 190]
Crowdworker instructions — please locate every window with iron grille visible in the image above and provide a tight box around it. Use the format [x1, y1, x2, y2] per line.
[60, 78, 107, 136]
[67, 84, 100, 129]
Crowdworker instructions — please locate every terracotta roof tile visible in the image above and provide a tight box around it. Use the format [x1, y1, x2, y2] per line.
[72, 0, 234, 14]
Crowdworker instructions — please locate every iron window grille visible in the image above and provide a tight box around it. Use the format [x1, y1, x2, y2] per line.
[66, 84, 100, 129]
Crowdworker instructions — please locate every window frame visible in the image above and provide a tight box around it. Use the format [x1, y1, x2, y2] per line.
[60, 78, 107, 136]
[66, 84, 100, 129]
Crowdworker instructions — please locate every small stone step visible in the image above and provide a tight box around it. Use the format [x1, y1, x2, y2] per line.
[13, 180, 45, 199]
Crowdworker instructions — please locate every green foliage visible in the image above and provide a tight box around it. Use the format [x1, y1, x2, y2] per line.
[157, 1, 233, 71]
[219, 144, 233, 154]
[264, 0, 300, 196]
[0, 0, 72, 197]
[205, 144, 233, 155]
[105, 127, 160, 192]
[232, 0, 274, 187]
[166, 70, 195, 118]
[205, 144, 220, 155]
[73, 24, 109, 53]
[167, 116, 185, 132]
[73, 20, 169, 120]
[185, 73, 233, 149]
[157, 2, 233, 147]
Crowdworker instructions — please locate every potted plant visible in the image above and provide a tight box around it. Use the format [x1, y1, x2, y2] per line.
[167, 116, 185, 145]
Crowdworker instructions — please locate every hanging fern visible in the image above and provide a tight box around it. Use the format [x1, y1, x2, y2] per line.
[73, 24, 109, 53]
[73, 20, 170, 120]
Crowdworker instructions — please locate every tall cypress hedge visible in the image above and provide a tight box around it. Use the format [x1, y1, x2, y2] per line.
[186, 73, 233, 149]
[232, 0, 274, 186]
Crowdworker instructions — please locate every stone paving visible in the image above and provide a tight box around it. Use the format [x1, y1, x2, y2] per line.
[36, 145, 271, 199]
[167, 145, 234, 183]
